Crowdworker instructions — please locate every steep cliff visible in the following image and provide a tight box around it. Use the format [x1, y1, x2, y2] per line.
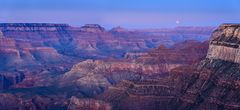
[207, 24, 240, 63]
[0, 72, 25, 89]
[170, 24, 240, 110]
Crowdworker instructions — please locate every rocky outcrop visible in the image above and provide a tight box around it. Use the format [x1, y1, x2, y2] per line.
[68, 96, 111, 110]
[0, 93, 68, 110]
[0, 38, 16, 47]
[0, 93, 19, 110]
[0, 23, 69, 31]
[0, 72, 25, 89]
[124, 52, 148, 59]
[80, 24, 106, 33]
[0, 31, 4, 38]
[207, 24, 240, 63]
[97, 79, 178, 110]
[137, 40, 209, 65]
[169, 24, 240, 110]
[0, 93, 113, 110]
[110, 26, 128, 33]
[61, 60, 145, 96]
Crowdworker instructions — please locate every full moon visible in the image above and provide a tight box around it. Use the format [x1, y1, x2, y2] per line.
[176, 20, 180, 24]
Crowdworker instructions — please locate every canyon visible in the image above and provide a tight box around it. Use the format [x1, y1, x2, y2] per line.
[3, 23, 239, 110]
[95, 24, 240, 110]
[0, 23, 214, 90]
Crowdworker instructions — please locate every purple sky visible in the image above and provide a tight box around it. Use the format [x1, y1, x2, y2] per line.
[0, 0, 240, 29]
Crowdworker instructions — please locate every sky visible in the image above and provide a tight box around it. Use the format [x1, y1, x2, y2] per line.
[0, 0, 240, 29]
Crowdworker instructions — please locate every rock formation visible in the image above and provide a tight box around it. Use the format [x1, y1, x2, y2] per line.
[80, 24, 106, 33]
[172, 24, 240, 110]
[110, 26, 129, 33]
[0, 93, 68, 110]
[207, 24, 240, 63]
[0, 93, 111, 110]
[68, 96, 111, 110]
[0, 72, 25, 89]
[95, 24, 240, 110]
[0, 30, 4, 38]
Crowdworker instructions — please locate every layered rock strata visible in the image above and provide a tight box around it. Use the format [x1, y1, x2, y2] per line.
[96, 24, 240, 110]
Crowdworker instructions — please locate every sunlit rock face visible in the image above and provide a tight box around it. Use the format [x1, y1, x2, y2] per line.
[170, 24, 240, 110]
[207, 24, 240, 63]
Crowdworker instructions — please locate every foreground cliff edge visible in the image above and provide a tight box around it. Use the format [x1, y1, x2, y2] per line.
[0, 24, 238, 110]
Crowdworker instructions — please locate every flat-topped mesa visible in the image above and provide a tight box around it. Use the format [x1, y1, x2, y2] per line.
[80, 24, 105, 33]
[0, 23, 70, 31]
[207, 23, 240, 63]
[110, 26, 129, 33]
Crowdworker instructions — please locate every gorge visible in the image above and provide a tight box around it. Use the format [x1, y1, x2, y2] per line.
[1, 23, 240, 110]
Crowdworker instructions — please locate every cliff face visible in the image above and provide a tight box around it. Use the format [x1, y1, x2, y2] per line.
[0, 31, 4, 38]
[0, 72, 25, 89]
[170, 24, 240, 110]
[207, 24, 240, 63]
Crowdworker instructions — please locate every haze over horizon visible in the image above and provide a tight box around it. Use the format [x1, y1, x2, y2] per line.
[0, 0, 240, 29]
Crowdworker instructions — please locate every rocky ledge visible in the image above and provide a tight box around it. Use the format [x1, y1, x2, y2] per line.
[207, 24, 240, 63]
[80, 24, 106, 33]
[0, 23, 70, 31]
